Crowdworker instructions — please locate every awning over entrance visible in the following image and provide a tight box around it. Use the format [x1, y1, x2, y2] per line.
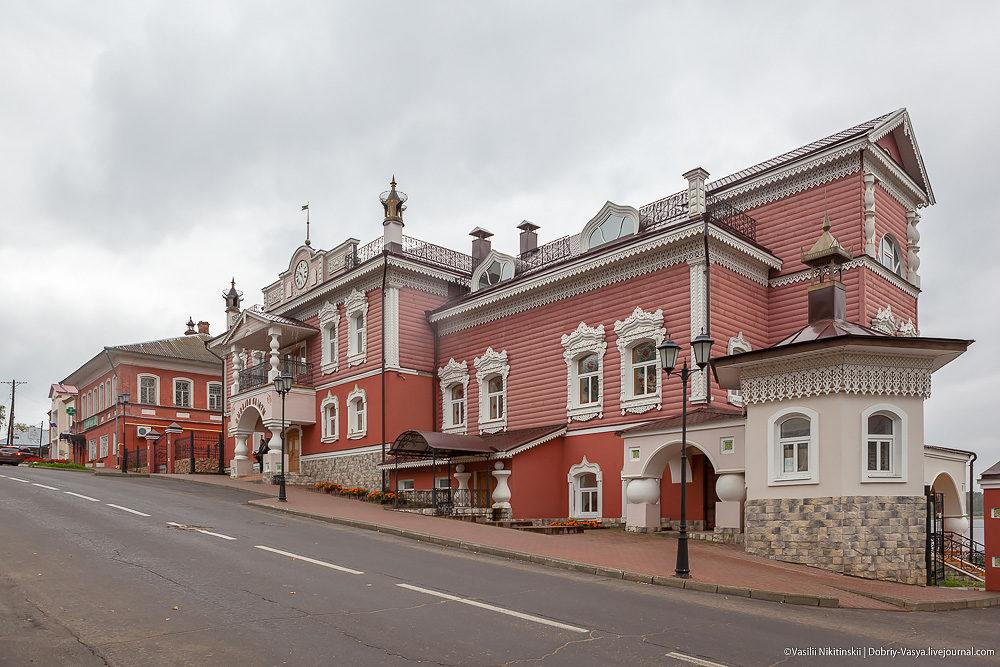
[386, 425, 566, 464]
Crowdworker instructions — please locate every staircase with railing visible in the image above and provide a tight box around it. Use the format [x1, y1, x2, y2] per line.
[941, 531, 985, 581]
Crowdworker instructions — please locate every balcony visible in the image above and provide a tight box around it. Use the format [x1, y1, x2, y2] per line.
[239, 358, 314, 392]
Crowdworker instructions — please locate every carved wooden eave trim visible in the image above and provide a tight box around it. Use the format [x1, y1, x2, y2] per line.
[863, 149, 930, 210]
[769, 256, 921, 298]
[867, 110, 933, 205]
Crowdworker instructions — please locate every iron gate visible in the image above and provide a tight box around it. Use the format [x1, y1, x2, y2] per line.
[927, 490, 945, 585]
[174, 433, 224, 474]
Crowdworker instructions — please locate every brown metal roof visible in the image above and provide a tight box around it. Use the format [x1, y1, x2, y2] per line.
[617, 407, 745, 437]
[389, 425, 565, 459]
[774, 318, 887, 346]
[979, 459, 1000, 479]
[109, 334, 222, 364]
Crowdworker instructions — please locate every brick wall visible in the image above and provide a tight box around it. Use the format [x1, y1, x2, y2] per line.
[745, 495, 926, 584]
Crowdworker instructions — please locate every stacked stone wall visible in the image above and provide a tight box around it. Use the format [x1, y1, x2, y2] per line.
[745, 495, 926, 584]
[300, 451, 382, 490]
[174, 459, 221, 474]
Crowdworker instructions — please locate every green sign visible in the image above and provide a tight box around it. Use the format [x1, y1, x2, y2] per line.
[67, 407, 76, 415]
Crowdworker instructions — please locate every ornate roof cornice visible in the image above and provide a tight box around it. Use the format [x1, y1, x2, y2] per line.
[769, 255, 920, 298]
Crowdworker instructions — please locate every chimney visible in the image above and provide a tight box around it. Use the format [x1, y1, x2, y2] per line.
[470, 227, 493, 269]
[184, 317, 197, 335]
[683, 167, 710, 218]
[517, 220, 539, 256]
[800, 212, 853, 324]
[197, 321, 210, 335]
[379, 176, 407, 253]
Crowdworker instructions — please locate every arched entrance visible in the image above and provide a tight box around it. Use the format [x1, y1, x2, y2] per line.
[635, 439, 720, 531]
[931, 471, 969, 535]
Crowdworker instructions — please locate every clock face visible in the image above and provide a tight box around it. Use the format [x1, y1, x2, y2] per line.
[294, 260, 308, 289]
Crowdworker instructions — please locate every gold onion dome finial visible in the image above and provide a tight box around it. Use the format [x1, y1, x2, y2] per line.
[801, 211, 853, 284]
[380, 176, 408, 221]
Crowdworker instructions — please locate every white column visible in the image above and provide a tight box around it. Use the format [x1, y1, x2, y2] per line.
[491, 462, 512, 517]
[683, 167, 710, 217]
[230, 345, 242, 396]
[864, 172, 877, 257]
[234, 434, 249, 460]
[906, 210, 921, 287]
[268, 325, 281, 381]
[714, 472, 746, 531]
[230, 434, 254, 478]
[688, 258, 708, 403]
[384, 285, 400, 370]
[624, 477, 661, 532]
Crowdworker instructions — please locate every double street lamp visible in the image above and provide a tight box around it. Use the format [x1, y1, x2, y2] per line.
[273, 373, 293, 502]
[657, 330, 714, 579]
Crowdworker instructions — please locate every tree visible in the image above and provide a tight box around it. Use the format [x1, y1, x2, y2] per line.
[0, 405, 5, 432]
[14, 422, 29, 432]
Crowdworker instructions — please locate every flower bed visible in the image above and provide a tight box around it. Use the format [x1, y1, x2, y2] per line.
[549, 519, 603, 529]
[312, 482, 397, 504]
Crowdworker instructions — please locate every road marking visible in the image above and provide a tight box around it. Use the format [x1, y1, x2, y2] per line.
[8, 477, 31, 483]
[107, 503, 150, 517]
[396, 583, 589, 634]
[167, 521, 237, 540]
[32, 483, 59, 490]
[65, 491, 100, 502]
[665, 652, 728, 667]
[255, 545, 364, 575]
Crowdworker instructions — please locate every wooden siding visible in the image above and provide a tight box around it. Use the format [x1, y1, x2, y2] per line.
[874, 184, 910, 277]
[398, 286, 447, 372]
[437, 263, 692, 433]
[860, 266, 918, 330]
[747, 172, 864, 275]
[709, 268, 768, 404]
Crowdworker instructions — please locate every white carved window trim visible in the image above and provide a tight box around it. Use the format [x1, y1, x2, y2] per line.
[561, 322, 606, 422]
[474, 348, 509, 434]
[767, 407, 819, 486]
[860, 403, 907, 483]
[207, 382, 223, 411]
[614, 307, 666, 415]
[579, 201, 641, 252]
[438, 358, 470, 434]
[173, 377, 193, 408]
[319, 302, 340, 375]
[346, 385, 366, 439]
[726, 332, 752, 407]
[471, 250, 516, 293]
[100, 434, 109, 458]
[138, 374, 160, 406]
[345, 289, 368, 367]
[567, 456, 602, 519]
[320, 391, 339, 444]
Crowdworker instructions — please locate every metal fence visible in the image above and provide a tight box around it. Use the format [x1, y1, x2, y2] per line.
[239, 359, 314, 391]
[174, 433, 224, 474]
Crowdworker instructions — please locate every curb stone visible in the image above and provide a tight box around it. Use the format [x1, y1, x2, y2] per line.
[248, 500, 843, 609]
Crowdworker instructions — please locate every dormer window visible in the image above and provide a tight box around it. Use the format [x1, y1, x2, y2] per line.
[579, 202, 641, 252]
[588, 214, 635, 249]
[477, 259, 513, 289]
[879, 234, 904, 277]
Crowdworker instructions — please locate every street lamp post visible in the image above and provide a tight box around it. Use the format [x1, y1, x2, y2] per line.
[657, 330, 714, 579]
[273, 374, 293, 502]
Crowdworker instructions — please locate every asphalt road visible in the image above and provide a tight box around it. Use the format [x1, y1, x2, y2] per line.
[0, 467, 997, 666]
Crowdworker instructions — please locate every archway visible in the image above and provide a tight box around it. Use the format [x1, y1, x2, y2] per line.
[931, 471, 968, 535]
[626, 438, 722, 532]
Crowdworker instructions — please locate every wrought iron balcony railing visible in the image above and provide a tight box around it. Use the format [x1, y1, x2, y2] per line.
[707, 195, 757, 242]
[348, 235, 474, 275]
[238, 359, 314, 392]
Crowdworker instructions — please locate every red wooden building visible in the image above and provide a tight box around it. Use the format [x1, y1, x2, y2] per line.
[211, 109, 961, 556]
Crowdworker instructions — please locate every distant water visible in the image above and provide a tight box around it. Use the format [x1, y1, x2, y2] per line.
[968, 519, 984, 542]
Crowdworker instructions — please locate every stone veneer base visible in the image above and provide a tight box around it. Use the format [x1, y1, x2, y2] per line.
[300, 450, 383, 490]
[744, 495, 926, 585]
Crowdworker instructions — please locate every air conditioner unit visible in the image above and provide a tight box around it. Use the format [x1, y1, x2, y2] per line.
[136, 426, 152, 438]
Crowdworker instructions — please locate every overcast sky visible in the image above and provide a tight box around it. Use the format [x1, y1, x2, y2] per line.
[2, 1, 998, 481]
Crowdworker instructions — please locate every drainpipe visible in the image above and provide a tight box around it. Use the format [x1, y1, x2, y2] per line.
[702, 211, 712, 405]
[429, 315, 439, 432]
[969, 451, 978, 547]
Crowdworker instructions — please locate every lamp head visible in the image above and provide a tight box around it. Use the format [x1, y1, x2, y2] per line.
[692, 330, 715, 369]
[657, 337, 680, 374]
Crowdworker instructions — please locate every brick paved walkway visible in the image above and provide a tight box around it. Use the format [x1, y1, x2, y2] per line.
[150, 474, 999, 612]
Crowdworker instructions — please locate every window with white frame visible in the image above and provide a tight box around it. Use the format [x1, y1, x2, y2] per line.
[726, 332, 752, 407]
[561, 322, 606, 422]
[435, 477, 451, 489]
[89, 439, 97, 461]
[100, 434, 109, 458]
[319, 302, 340, 374]
[174, 379, 192, 408]
[399, 479, 414, 491]
[320, 392, 339, 443]
[106, 380, 112, 408]
[347, 385, 366, 439]
[438, 358, 470, 434]
[470, 251, 516, 293]
[579, 202, 640, 252]
[614, 307, 665, 415]
[208, 383, 223, 411]
[139, 375, 159, 405]
[474, 348, 509, 434]
[99, 384, 105, 412]
[344, 289, 368, 366]
[879, 233, 904, 277]
[861, 405, 906, 481]
[768, 407, 819, 485]
[567, 457, 602, 519]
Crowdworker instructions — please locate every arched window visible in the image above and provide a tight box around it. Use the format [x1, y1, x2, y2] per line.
[567, 457, 603, 519]
[319, 302, 340, 375]
[630, 342, 658, 399]
[474, 348, 509, 434]
[577, 354, 600, 406]
[99, 385, 105, 412]
[486, 376, 504, 421]
[344, 289, 368, 367]
[477, 259, 514, 290]
[879, 233, 904, 277]
[561, 322, 606, 422]
[861, 405, 906, 481]
[449, 384, 466, 428]
[174, 379, 192, 408]
[139, 375, 159, 405]
[320, 392, 338, 443]
[347, 385, 366, 439]
[726, 333, 752, 407]
[767, 408, 819, 485]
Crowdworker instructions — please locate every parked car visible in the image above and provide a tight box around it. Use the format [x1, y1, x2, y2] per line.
[0, 446, 32, 465]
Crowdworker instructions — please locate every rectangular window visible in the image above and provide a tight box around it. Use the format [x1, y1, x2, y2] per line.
[175, 381, 191, 408]
[140, 376, 157, 405]
[435, 477, 451, 489]
[400, 480, 414, 491]
[867, 440, 892, 472]
[782, 442, 808, 473]
[208, 384, 223, 411]
[100, 435, 108, 458]
[488, 376, 504, 420]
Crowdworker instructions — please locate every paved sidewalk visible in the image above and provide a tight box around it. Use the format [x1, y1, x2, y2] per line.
[148, 473, 999, 612]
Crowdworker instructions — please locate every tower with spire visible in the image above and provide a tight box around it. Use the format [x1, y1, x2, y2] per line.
[379, 176, 407, 252]
[223, 278, 243, 330]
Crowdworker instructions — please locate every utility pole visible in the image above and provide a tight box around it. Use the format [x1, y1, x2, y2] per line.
[2, 380, 28, 446]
